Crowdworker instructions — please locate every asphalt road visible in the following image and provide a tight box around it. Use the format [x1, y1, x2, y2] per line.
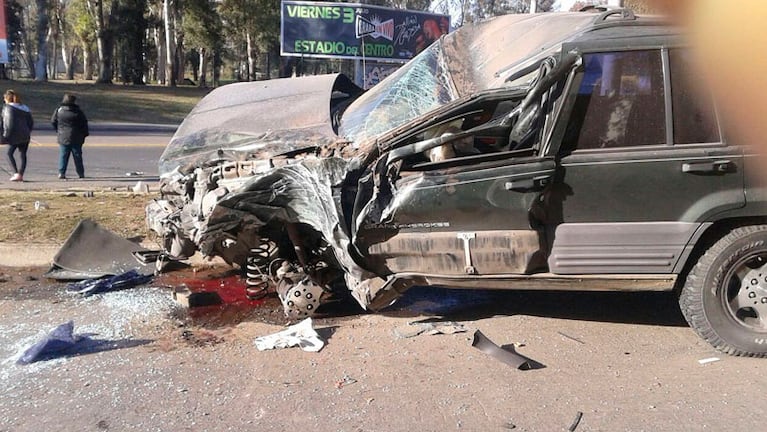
[0, 124, 175, 190]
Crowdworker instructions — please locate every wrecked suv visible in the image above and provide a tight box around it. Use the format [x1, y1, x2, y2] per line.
[148, 9, 767, 357]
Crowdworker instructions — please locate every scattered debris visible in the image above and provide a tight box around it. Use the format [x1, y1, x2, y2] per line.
[67, 269, 153, 296]
[502, 421, 517, 430]
[34, 200, 49, 211]
[18, 321, 80, 364]
[125, 171, 144, 176]
[44, 219, 158, 280]
[698, 357, 721, 365]
[180, 329, 225, 347]
[471, 330, 542, 370]
[132, 181, 150, 194]
[335, 374, 357, 389]
[173, 287, 223, 308]
[567, 411, 584, 431]
[393, 321, 467, 338]
[254, 318, 324, 352]
[557, 331, 585, 344]
[82, 191, 95, 198]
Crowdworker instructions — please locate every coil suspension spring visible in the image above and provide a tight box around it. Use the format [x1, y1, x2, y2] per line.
[244, 240, 276, 300]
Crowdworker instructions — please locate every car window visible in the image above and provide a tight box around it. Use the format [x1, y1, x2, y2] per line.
[566, 50, 666, 150]
[669, 49, 721, 144]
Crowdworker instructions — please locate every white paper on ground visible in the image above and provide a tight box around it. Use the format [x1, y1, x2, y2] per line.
[254, 318, 324, 352]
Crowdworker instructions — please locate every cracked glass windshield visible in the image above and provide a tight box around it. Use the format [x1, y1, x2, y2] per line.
[338, 42, 457, 143]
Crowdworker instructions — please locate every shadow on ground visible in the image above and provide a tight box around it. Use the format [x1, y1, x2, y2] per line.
[381, 286, 688, 327]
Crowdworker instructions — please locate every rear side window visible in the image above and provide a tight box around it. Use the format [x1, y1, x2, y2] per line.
[669, 49, 721, 144]
[568, 50, 666, 150]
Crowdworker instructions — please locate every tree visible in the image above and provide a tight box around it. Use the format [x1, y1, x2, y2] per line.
[85, 0, 119, 83]
[467, 0, 555, 22]
[115, 0, 148, 84]
[3, 0, 26, 78]
[163, 0, 182, 86]
[182, 0, 222, 87]
[67, 0, 97, 79]
[219, 0, 279, 81]
[34, 0, 49, 81]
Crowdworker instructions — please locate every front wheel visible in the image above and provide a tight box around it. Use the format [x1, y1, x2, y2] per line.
[680, 225, 767, 357]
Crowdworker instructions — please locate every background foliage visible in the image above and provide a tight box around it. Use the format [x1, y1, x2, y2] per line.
[2, 0, 652, 86]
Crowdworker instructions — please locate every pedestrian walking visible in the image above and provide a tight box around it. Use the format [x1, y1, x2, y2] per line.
[1, 89, 34, 182]
[52, 93, 89, 179]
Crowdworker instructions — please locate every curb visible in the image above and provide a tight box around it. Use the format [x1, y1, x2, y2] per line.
[0, 242, 224, 269]
[88, 123, 179, 133]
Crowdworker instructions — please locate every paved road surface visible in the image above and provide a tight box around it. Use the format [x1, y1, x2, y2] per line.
[0, 125, 174, 191]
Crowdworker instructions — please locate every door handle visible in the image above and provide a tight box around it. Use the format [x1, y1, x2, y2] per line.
[682, 159, 734, 174]
[505, 175, 550, 191]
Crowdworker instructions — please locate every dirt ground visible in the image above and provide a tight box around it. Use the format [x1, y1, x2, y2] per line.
[1, 263, 766, 432]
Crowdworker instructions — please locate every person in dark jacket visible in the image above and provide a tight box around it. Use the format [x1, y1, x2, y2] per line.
[52, 94, 89, 179]
[1, 89, 34, 182]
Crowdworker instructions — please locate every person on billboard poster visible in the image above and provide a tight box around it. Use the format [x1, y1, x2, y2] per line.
[415, 16, 449, 53]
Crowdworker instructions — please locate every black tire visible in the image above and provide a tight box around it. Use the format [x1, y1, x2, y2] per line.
[680, 225, 767, 357]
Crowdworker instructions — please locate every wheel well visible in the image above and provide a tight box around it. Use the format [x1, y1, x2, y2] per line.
[674, 216, 767, 293]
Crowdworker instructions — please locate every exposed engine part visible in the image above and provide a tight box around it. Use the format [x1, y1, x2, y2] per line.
[244, 241, 277, 300]
[275, 261, 326, 319]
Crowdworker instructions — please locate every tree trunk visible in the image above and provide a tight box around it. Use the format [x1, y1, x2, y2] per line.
[212, 50, 220, 87]
[34, 0, 49, 81]
[83, 45, 93, 80]
[198, 48, 206, 87]
[50, 29, 58, 78]
[65, 48, 76, 80]
[246, 30, 255, 81]
[163, 0, 176, 87]
[155, 27, 166, 84]
[94, 0, 118, 83]
[175, 38, 184, 83]
[61, 40, 72, 79]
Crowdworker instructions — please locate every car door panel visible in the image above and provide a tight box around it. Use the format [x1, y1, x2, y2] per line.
[545, 48, 745, 275]
[353, 157, 556, 276]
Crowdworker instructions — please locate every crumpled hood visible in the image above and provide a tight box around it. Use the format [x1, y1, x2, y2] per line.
[158, 74, 362, 175]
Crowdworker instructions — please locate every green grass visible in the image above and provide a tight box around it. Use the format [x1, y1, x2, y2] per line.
[4, 80, 212, 125]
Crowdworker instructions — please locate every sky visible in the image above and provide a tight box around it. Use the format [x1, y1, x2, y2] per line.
[554, 0, 578, 11]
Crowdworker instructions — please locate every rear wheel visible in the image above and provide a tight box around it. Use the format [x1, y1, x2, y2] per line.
[680, 225, 767, 357]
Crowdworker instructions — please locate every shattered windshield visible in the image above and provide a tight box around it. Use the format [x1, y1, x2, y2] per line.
[339, 13, 600, 144]
[338, 43, 457, 143]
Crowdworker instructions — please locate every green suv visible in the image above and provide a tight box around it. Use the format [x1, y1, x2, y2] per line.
[147, 9, 767, 357]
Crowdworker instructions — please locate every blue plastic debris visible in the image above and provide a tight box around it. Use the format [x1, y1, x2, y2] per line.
[17, 321, 80, 364]
[67, 269, 153, 296]
[16, 321, 153, 365]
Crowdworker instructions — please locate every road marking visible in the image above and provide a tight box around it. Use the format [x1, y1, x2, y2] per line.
[30, 143, 168, 148]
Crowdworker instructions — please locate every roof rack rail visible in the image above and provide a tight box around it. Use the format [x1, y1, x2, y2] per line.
[594, 8, 636, 22]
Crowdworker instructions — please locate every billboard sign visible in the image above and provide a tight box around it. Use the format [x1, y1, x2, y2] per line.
[0, 0, 8, 64]
[281, 1, 450, 62]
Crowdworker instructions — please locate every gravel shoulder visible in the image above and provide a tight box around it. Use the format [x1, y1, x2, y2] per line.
[1, 264, 766, 432]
